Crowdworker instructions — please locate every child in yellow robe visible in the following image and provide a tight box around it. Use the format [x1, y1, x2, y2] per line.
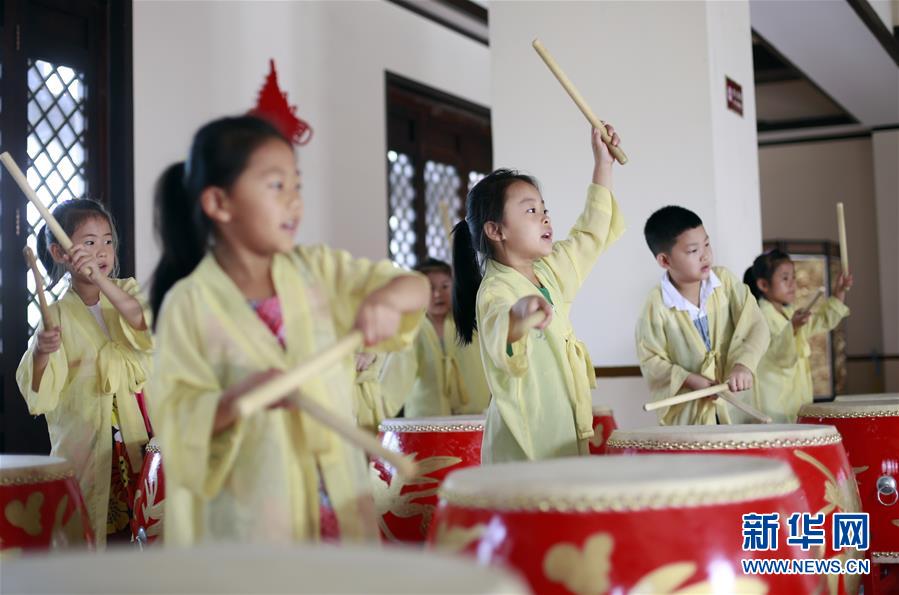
[744, 249, 852, 422]
[379, 258, 490, 418]
[16, 199, 153, 548]
[636, 206, 770, 425]
[452, 127, 625, 463]
[147, 116, 429, 546]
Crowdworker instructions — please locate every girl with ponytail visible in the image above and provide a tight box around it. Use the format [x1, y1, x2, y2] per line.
[16, 198, 154, 547]
[745, 249, 853, 422]
[452, 127, 625, 463]
[147, 115, 428, 546]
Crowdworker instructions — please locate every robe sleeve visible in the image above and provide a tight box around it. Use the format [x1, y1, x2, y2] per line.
[806, 297, 849, 336]
[147, 284, 246, 499]
[721, 268, 771, 374]
[477, 281, 531, 378]
[16, 307, 68, 416]
[635, 296, 695, 423]
[111, 277, 154, 352]
[540, 184, 625, 301]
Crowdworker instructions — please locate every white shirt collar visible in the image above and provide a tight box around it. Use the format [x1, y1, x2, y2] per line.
[660, 269, 721, 320]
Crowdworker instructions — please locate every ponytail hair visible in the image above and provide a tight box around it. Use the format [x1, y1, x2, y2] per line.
[743, 266, 760, 300]
[36, 198, 119, 285]
[452, 168, 540, 345]
[149, 115, 289, 324]
[452, 220, 481, 345]
[745, 248, 792, 300]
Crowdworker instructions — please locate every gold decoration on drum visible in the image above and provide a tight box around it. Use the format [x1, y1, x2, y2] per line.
[369, 454, 463, 541]
[135, 475, 164, 538]
[432, 520, 486, 553]
[852, 466, 868, 476]
[4, 492, 43, 536]
[589, 423, 605, 449]
[543, 533, 613, 595]
[792, 450, 861, 515]
[629, 561, 768, 594]
[51, 496, 86, 547]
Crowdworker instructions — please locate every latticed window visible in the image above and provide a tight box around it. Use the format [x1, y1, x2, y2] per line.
[387, 151, 417, 268]
[385, 74, 492, 269]
[24, 59, 89, 337]
[423, 160, 461, 265]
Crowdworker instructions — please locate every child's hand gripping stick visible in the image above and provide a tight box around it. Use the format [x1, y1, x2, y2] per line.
[1, 152, 95, 278]
[532, 39, 628, 165]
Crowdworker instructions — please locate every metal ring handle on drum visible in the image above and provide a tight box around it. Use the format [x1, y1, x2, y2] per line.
[876, 475, 898, 506]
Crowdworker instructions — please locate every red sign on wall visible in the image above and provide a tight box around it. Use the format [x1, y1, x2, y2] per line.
[726, 77, 743, 117]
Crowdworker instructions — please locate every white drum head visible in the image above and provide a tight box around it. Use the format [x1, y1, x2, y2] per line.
[1, 544, 529, 594]
[0, 455, 72, 482]
[834, 393, 899, 402]
[800, 399, 899, 418]
[440, 454, 799, 512]
[379, 415, 485, 433]
[607, 424, 841, 450]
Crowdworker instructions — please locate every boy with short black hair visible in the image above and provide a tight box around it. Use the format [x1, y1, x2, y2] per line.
[636, 206, 770, 425]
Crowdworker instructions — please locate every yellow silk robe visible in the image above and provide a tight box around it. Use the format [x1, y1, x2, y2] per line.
[379, 317, 490, 418]
[16, 278, 153, 548]
[148, 246, 423, 546]
[636, 267, 771, 426]
[477, 183, 624, 463]
[757, 297, 849, 422]
[353, 353, 387, 433]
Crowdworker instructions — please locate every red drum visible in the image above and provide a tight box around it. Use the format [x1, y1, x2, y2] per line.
[372, 415, 484, 543]
[607, 424, 863, 594]
[866, 555, 899, 595]
[588, 400, 617, 455]
[0, 455, 94, 552]
[799, 400, 899, 565]
[132, 439, 164, 546]
[429, 454, 824, 594]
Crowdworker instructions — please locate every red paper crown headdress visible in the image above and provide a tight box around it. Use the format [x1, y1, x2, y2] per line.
[248, 59, 313, 146]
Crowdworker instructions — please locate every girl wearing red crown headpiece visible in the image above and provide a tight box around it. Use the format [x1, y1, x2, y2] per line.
[146, 61, 429, 546]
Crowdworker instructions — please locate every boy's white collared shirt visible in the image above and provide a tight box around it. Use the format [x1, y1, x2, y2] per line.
[660, 270, 722, 321]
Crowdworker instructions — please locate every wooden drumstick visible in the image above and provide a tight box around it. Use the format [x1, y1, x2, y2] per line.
[719, 391, 772, 424]
[0, 152, 93, 277]
[798, 289, 824, 315]
[439, 201, 454, 241]
[532, 39, 628, 165]
[23, 246, 54, 329]
[235, 331, 417, 478]
[644, 383, 728, 412]
[836, 202, 849, 276]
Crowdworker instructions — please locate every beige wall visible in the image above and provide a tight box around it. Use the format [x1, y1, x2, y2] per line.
[758, 137, 891, 392]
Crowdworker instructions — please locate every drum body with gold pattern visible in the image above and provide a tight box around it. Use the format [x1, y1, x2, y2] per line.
[588, 400, 617, 455]
[132, 439, 165, 546]
[372, 415, 484, 543]
[0, 455, 94, 552]
[607, 424, 862, 594]
[429, 454, 824, 594]
[799, 400, 899, 568]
